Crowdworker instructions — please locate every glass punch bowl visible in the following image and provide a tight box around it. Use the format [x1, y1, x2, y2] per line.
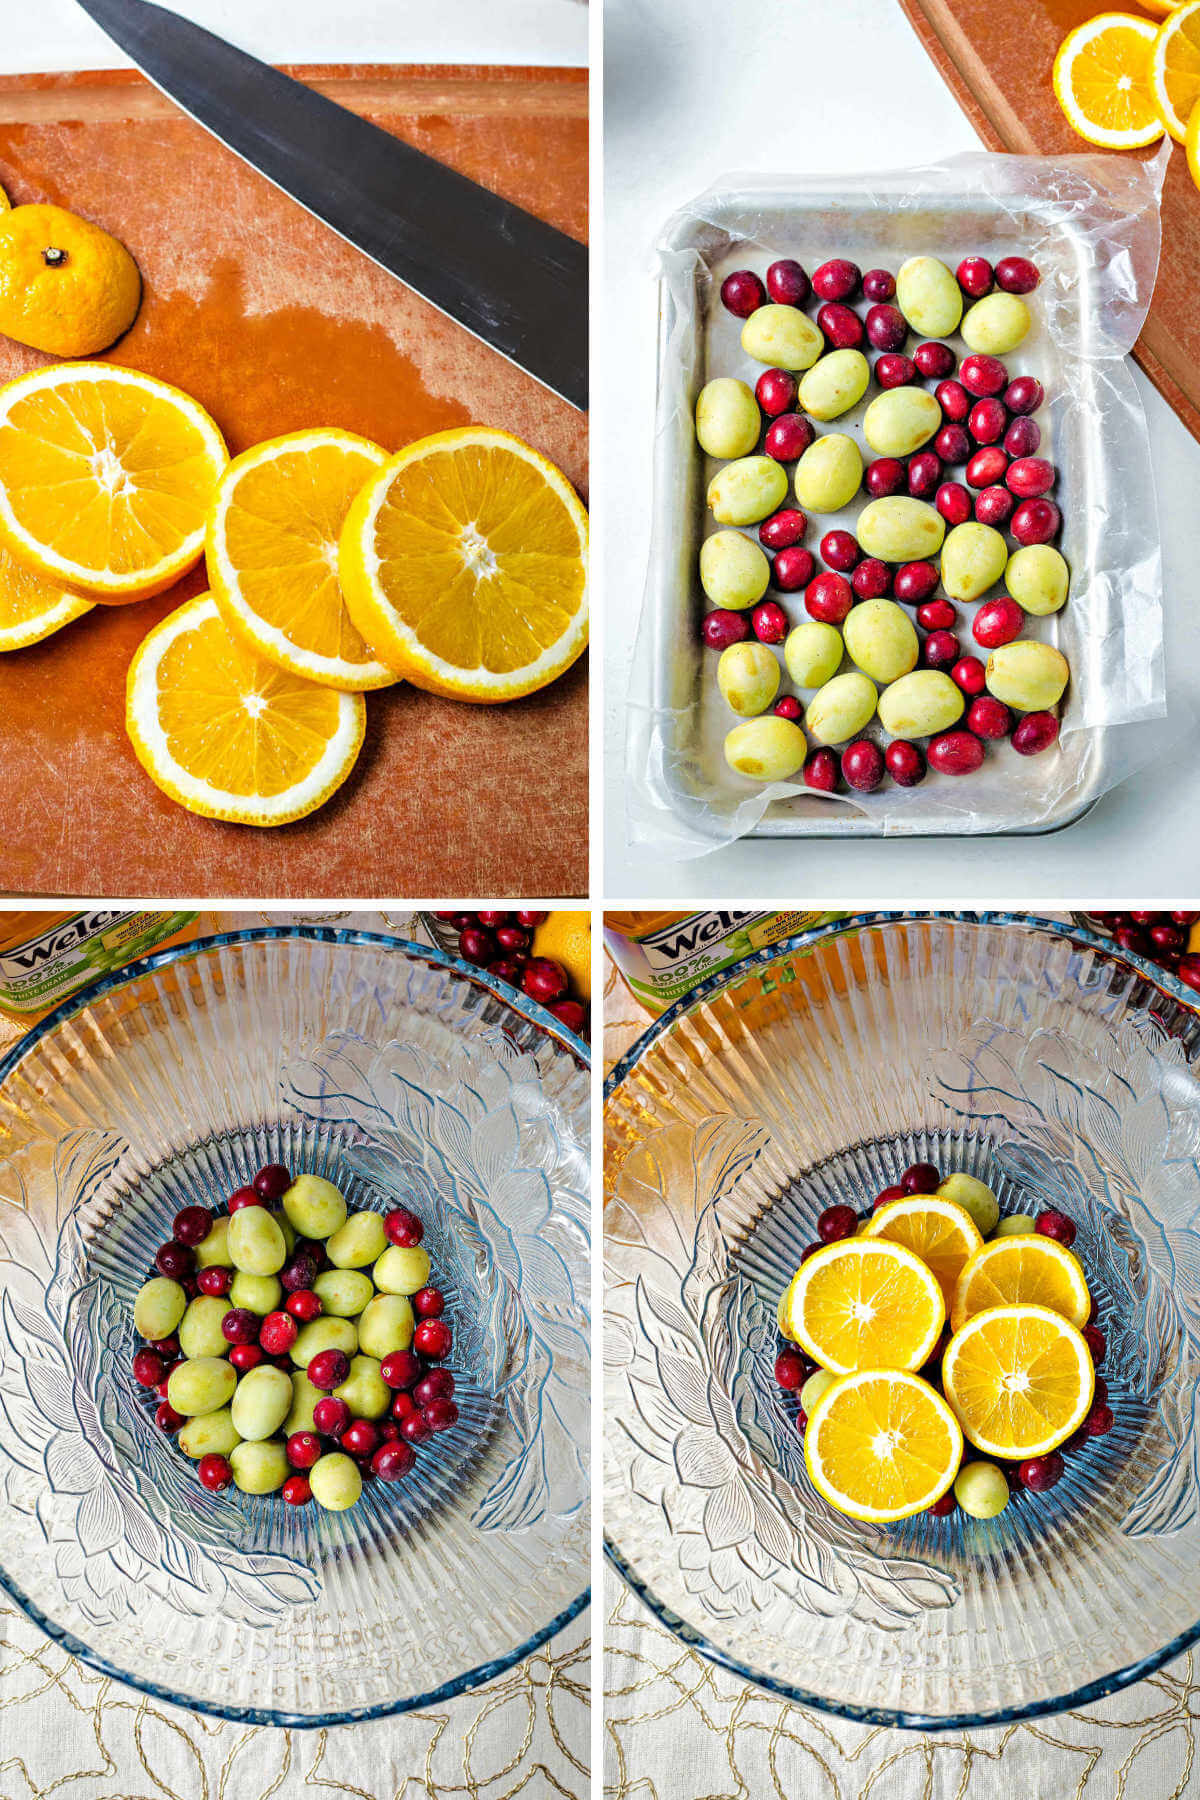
[605, 913, 1200, 1728]
[0, 927, 589, 1725]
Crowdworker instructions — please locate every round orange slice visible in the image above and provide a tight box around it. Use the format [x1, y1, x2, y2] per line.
[950, 1233, 1091, 1335]
[942, 1304, 1095, 1458]
[804, 1369, 963, 1522]
[862, 1194, 983, 1308]
[780, 1238, 945, 1375]
[1053, 13, 1164, 147]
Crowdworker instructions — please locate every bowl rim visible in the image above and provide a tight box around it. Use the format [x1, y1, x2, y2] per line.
[0, 922, 591, 1728]
[603, 907, 1200, 1731]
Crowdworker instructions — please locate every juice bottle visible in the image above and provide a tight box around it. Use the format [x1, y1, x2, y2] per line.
[604, 910, 846, 1015]
[0, 910, 200, 1025]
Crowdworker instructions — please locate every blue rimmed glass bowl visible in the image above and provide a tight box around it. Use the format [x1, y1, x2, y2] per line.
[0, 927, 590, 1726]
[604, 912, 1200, 1729]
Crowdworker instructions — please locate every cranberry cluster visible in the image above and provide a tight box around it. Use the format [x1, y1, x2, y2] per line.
[1087, 911, 1200, 993]
[133, 1165, 457, 1506]
[711, 252, 1063, 792]
[434, 909, 588, 1038]
[773, 1160, 1112, 1516]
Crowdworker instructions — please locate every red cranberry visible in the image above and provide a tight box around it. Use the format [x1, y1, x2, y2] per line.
[926, 1490, 957, 1517]
[475, 911, 509, 928]
[412, 1287, 445, 1321]
[286, 1289, 322, 1322]
[459, 926, 497, 966]
[1085, 1402, 1114, 1438]
[901, 1163, 940, 1195]
[133, 1348, 165, 1388]
[391, 1391, 419, 1422]
[752, 600, 789, 644]
[401, 1412, 432, 1444]
[702, 609, 752, 651]
[155, 1364, 181, 1400]
[894, 561, 940, 605]
[1011, 498, 1060, 545]
[414, 1319, 452, 1359]
[865, 303, 908, 351]
[960, 353, 1008, 396]
[799, 1244, 823, 1263]
[875, 353, 918, 388]
[804, 748, 839, 792]
[150, 1334, 180, 1358]
[720, 269, 766, 317]
[495, 925, 530, 953]
[875, 1185, 906, 1207]
[415, 1367, 455, 1403]
[281, 1474, 312, 1506]
[1012, 710, 1061, 758]
[1093, 1376, 1109, 1407]
[1004, 416, 1041, 458]
[308, 1348, 352, 1390]
[765, 413, 815, 462]
[956, 255, 993, 298]
[524, 958, 569, 1005]
[1172, 912, 1200, 925]
[381, 1349, 423, 1390]
[372, 1441, 416, 1481]
[1004, 375, 1044, 415]
[915, 341, 955, 379]
[252, 1164, 291, 1203]
[916, 598, 957, 631]
[968, 397, 1007, 444]
[818, 1204, 858, 1242]
[553, 998, 588, 1036]
[972, 598, 1025, 649]
[841, 739, 885, 793]
[951, 655, 987, 695]
[865, 457, 907, 497]
[886, 740, 926, 786]
[966, 447, 1008, 489]
[516, 911, 547, 928]
[862, 268, 896, 301]
[341, 1419, 378, 1459]
[377, 1420, 402, 1443]
[852, 558, 892, 600]
[923, 630, 959, 671]
[772, 546, 815, 592]
[230, 1343, 264, 1372]
[280, 1254, 319, 1294]
[423, 1398, 460, 1433]
[935, 423, 972, 464]
[173, 1205, 212, 1245]
[182, 1276, 200, 1299]
[755, 367, 797, 417]
[759, 507, 807, 550]
[812, 258, 860, 301]
[774, 1348, 807, 1390]
[974, 485, 1015, 528]
[313, 1395, 351, 1436]
[155, 1240, 194, 1280]
[1151, 922, 1185, 955]
[221, 1307, 259, 1346]
[966, 696, 1011, 740]
[773, 697, 802, 722]
[1082, 1325, 1106, 1365]
[766, 258, 810, 306]
[817, 301, 863, 349]
[935, 378, 970, 423]
[928, 730, 985, 775]
[1129, 911, 1162, 926]
[1115, 925, 1151, 958]
[936, 481, 972, 526]
[155, 1400, 183, 1434]
[198, 1453, 233, 1492]
[908, 452, 942, 498]
[1036, 1209, 1076, 1247]
[995, 255, 1039, 294]
[228, 1186, 262, 1212]
[820, 529, 861, 572]
[259, 1311, 298, 1355]
[450, 913, 474, 931]
[805, 571, 853, 624]
[1007, 456, 1055, 498]
[385, 1208, 424, 1248]
[197, 1266, 232, 1297]
[285, 1430, 322, 1470]
[1018, 1451, 1064, 1491]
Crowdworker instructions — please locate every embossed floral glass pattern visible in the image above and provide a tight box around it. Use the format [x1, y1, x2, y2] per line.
[0, 928, 590, 1725]
[605, 913, 1200, 1727]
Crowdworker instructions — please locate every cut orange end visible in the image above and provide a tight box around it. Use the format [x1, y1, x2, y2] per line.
[1151, 0, 1200, 136]
[781, 1237, 945, 1375]
[0, 541, 93, 650]
[805, 1369, 963, 1521]
[862, 1194, 983, 1308]
[942, 1304, 1095, 1458]
[1053, 12, 1164, 147]
[950, 1233, 1091, 1336]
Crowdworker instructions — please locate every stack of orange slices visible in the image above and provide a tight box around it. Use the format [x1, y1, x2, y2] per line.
[1054, 3, 1200, 188]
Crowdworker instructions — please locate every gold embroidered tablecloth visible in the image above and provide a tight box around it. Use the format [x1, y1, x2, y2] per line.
[601, 937, 1200, 1800]
[0, 910, 589, 1800]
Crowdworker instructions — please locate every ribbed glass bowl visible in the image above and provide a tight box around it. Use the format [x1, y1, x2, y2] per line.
[604, 912, 1200, 1728]
[0, 927, 590, 1726]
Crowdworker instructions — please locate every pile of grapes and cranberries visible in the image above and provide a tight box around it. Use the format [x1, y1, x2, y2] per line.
[1088, 909, 1200, 995]
[433, 908, 589, 1040]
[698, 251, 1071, 795]
[131, 1164, 458, 1513]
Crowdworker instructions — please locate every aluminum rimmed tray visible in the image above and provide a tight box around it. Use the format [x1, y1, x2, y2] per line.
[637, 162, 1163, 840]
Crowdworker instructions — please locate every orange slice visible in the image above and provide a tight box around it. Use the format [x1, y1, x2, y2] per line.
[950, 1234, 1091, 1336]
[862, 1194, 983, 1308]
[942, 1304, 1095, 1458]
[1151, 0, 1200, 136]
[804, 1369, 963, 1522]
[1053, 13, 1164, 147]
[0, 541, 93, 650]
[780, 1238, 945, 1375]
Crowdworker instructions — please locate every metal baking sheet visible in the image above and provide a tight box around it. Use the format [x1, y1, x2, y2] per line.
[640, 173, 1157, 839]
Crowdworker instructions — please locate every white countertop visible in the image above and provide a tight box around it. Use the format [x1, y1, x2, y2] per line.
[603, 0, 1200, 903]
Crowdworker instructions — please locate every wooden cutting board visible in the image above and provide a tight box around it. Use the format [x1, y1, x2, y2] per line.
[898, 0, 1200, 441]
[0, 64, 587, 899]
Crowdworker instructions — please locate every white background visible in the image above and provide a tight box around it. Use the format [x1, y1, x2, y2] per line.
[603, 0, 1200, 902]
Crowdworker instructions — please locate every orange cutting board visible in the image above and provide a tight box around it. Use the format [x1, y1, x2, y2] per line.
[898, 0, 1199, 441]
[0, 64, 587, 899]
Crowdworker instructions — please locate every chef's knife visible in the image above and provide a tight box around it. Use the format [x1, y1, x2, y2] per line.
[73, 0, 588, 409]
